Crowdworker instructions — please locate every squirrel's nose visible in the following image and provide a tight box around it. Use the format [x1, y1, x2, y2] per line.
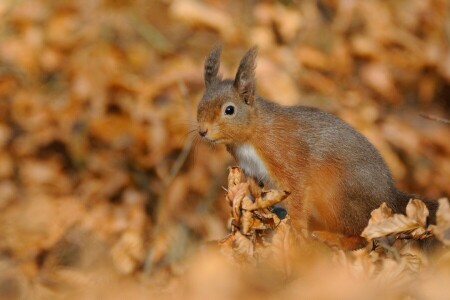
[199, 128, 208, 137]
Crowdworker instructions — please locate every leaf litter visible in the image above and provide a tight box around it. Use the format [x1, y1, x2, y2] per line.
[217, 167, 450, 297]
[0, 0, 449, 299]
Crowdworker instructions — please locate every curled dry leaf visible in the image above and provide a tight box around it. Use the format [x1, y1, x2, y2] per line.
[361, 199, 431, 241]
[367, 202, 393, 224]
[241, 210, 255, 235]
[228, 166, 243, 188]
[242, 208, 281, 234]
[429, 198, 450, 245]
[230, 230, 255, 264]
[225, 167, 290, 238]
[241, 189, 290, 211]
[335, 248, 376, 279]
[220, 166, 293, 267]
[227, 183, 248, 228]
[406, 199, 428, 227]
[397, 240, 428, 273]
[337, 238, 427, 288]
[263, 218, 297, 276]
[373, 257, 414, 288]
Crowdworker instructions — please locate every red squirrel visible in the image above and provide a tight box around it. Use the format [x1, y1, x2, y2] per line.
[196, 46, 438, 249]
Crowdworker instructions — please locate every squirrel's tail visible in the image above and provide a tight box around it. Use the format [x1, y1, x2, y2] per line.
[395, 190, 438, 225]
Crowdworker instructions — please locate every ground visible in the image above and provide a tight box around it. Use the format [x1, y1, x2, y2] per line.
[0, 0, 449, 299]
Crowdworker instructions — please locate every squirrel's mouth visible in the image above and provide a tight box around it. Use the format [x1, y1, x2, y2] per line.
[203, 137, 225, 144]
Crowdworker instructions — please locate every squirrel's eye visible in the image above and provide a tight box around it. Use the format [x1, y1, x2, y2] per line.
[224, 105, 235, 115]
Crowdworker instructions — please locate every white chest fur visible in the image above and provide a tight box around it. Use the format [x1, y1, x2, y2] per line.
[234, 144, 270, 182]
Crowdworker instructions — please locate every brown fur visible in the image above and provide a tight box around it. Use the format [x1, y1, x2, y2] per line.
[197, 46, 437, 249]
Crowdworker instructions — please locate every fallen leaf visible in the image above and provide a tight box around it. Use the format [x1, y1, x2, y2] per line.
[231, 231, 255, 264]
[228, 166, 243, 188]
[405, 199, 428, 227]
[111, 230, 145, 275]
[362, 200, 430, 241]
[429, 198, 450, 245]
[242, 189, 290, 210]
[265, 218, 297, 275]
[170, 0, 237, 41]
[360, 63, 400, 104]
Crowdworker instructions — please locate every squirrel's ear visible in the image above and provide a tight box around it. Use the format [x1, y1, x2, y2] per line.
[234, 46, 257, 105]
[204, 45, 222, 88]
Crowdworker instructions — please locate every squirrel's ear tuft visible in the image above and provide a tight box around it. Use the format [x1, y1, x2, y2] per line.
[234, 46, 257, 105]
[204, 45, 222, 88]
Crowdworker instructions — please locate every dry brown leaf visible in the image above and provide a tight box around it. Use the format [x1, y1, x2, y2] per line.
[366, 202, 393, 226]
[0, 195, 84, 259]
[257, 57, 300, 106]
[272, 4, 303, 43]
[429, 198, 450, 245]
[111, 229, 145, 275]
[299, 71, 337, 95]
[221, 166, 294, 269]
[247, 209, 280, 233]
[296, 46, 329, 70]
[225, 167, 289, 238]
[0, 180, 17, 209]
[228, 166, 243, 188]
[237, 194, 282, 234]
[228, 183, 248, 226]
[362, 200, 430, 241]
[373, 257, 414, 288]
[0, 124, 11, 148]
[334, 248, 384, 285]
[241, 189, 290, 211]
[46, 12, 80, 49]
[438, 51, 450, 81]
[405, 199, 428, 227]
[398, 240, 428, 273]
[254, 208, 281, 225]
[0, 151, 13, 178]
[338, 239, 425, 289]
[241, 195, 254, 211]
[231, 231, 255, 264]
[265, 218, 297, 275]
[241, 210, 255, 235]
[350, 35, 380, 58]
[170, 0, 237, 41]
[218, 233, 235, 257]
[360, 63, 400, 104]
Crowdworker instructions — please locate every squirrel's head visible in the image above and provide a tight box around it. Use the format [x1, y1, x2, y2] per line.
[197, 46, 258, 144]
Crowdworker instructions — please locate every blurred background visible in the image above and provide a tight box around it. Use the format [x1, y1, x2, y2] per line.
[0, 0, 449, 299]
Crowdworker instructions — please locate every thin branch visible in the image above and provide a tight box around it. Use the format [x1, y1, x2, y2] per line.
[419, 113, 450, 125]
[145, 80, 194, 274]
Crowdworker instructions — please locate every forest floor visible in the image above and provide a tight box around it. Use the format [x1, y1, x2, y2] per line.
[0, 0, 449, 299]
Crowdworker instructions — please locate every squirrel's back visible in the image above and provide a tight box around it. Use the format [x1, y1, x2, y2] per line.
[253, 98, 403, 235]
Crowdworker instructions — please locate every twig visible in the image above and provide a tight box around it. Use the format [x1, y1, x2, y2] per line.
[144, 80, 195, 275]
[165, 138, 194, 186]
[419, 113, 450, 125]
